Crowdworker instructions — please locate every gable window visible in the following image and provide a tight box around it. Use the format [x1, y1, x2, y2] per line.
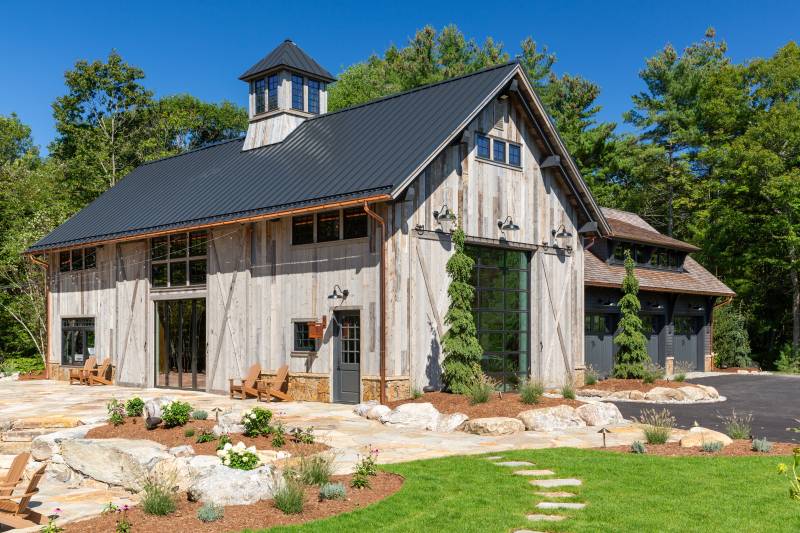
[292, 207, 369, 245]
[151, 231, 207, 288]
[61, 317, 95, 366]
[254, 78, 266, 114]
[508, 144, 521, 166]
[308, 79, 320, 114]
[291, 74, 304, 110]
[268, 75, 279, 110]
[292, 215, 314, 245]
[59, 247, 97, 273]
[294, 322, 316, 352]
[476, 134, 490, 159]
[493, 140, 506, 163]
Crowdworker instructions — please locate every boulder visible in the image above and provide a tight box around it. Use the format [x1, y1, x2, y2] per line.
[30, 424, 104, 461]
[145, 417, 162, 430]
[61, 438, 172, 491]
[577, 389, 610, 398]
[44, 462, 83, 486]
[430, 413, 469, 432]
[607, 391, 632, 400]
[628, 390, 646, 401]
[576, 403, 625, 426]
[644, 387, 686, 402]
[679, 427, 733, 448]
[694, 384, 720, 399]
[517, 405, 586, 432]
[380, 403, 441, 430]
[365, 405, 392, 420]
[255, 450, 292, 465]
[187, 464, 279, 506]
[212, 412, 245, 436]
[678, 386, 708, 401]
[169, 445, 195, 457]
[462, 417, 524, 435]
[151, 454, 221, 492]
[353, 401, 379, 417]
[142, 397, 175, 421]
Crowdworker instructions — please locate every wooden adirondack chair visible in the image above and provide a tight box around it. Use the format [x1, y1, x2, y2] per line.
[68, 356, 96, 385]
[87, 359, 113, 386]
[0, 453, 30, 498]
[229, 363, 261, 399]
[0, 464, 47, 529]
[258, 364, 291, 402]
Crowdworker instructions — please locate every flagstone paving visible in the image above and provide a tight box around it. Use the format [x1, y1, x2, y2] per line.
[534, 491, 577, 498]
[527, 514, 567, 522]
[493, 461, 536, 467]
[514, 469, 555, 476]
[531, 478, 583, 487]
[537, 501, 586, 510]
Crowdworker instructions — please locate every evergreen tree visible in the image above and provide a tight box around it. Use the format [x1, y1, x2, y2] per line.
[613, 251, 650, 378]
[712, 304, 752, 368]
[441, 224, 483, 393]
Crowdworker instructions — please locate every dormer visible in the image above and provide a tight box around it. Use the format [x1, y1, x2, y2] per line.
[239, 39, 336, 150]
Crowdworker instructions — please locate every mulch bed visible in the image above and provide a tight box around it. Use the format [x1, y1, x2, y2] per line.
[604, 439, 797, 457]
[85, 418, 329, 456]
[64, 472, 404, 533]
[388, 391, 583, 419]
[580, 378, 687, 393]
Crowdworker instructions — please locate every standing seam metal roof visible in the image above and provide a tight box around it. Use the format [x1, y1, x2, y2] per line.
[239, 40, 336, 82]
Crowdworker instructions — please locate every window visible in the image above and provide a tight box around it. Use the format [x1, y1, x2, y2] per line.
[307, 79, 320, 114]
[493, 140, 506, 163]
[294, 322, 316, 352]
[292, 215, 314, 245]
[508, 143, 521, 166]
[150, 231, 207, 288]
[343, 207, 368, 239]
[254, 78, 266, 114]
[585, 313, 614, 335]
[59, 247, 97, 273]
[61, 318, 95, 366]
[268, 75, 279, 110]
[316, 211, 340, 242]
[476, 134, 490, 159]
[291, 74, 304, 110]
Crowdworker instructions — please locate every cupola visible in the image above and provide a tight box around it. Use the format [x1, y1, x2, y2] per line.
[239, 39, 336, 150]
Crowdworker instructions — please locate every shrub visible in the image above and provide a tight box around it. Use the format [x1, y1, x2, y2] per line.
[351, 447, 379, 489]
[140, 472, 177, 516]
[161, 401, 192, 428]
[701, 441, 724, 453]
[584, 365, 598, 386]
[630, 441, 647, 454]
[776, 343, 800, 374]
[752, 437, 773, 453]
[107, 399, 125, 426]
[217, 441, 261, 470]
[196, 502, 224, 523]
[636, 408, 675, 444]
[720, 410, 752, 439]
[124, 397, 145, 418]
[216, 434, 231, 451]
[519, 379, 544, 404]
[560, 381, 576, 400]
[642, 362, 665, 384]
[274, 477, 305, 514]
[192, 409, 208, 420]
[713, 304, 752, 369]
[465, 374, 495, 405]
[412, 387, 424, 399]
[777, 448, 800, 501]
[184, 428, 195, 438]
[196, 430, 216, 444]
[672, 360, 693, 382]
[319, 482, 347, 501]
[0, 356, 43, 375]
[241, 406, 273, 437]
[272, 422, 286, 448]
[613, 251, 650, 378]
[291, 426, 315, 444]
[298, 454, 334, 486]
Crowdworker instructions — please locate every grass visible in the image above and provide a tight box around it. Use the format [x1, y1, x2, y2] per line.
[253, 448, 798, 533]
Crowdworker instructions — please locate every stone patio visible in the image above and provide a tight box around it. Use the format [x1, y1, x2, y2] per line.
[0, 379, 659, 530]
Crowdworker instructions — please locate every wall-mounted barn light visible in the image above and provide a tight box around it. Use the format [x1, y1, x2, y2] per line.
[497, 216, 520, 232]
[330, 284, 349, 299]
[433, 204, 456, 223]
[550, 224, 573, 247]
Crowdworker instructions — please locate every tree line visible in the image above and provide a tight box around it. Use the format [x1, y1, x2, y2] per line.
[1, 26, 799, 371]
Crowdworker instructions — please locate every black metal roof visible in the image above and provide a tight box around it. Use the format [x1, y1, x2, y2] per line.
[239, 39, 336, 82]
[31, 62, 521, 252]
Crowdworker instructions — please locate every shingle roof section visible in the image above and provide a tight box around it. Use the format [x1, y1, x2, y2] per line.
[239, 40, 336, 82]
[602, 207, 700, 252]
[31, 62, 519, 252]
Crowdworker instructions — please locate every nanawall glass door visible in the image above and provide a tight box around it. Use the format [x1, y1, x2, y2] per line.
[156, 299, 206, 390]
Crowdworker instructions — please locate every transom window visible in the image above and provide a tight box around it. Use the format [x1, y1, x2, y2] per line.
[151, 231, 207, 288]
[59, 247, 96, 273]
[308, 79, 320, 114]
[254, 78, 266, 114]
[268, 75, 279, 110]
[61, 317, 95, 366]
[476, 133, 522, 168]
[466, 245, 530, 391]
[291, 74, 304, 110]
[292, 207, 368, 245]
[294, 322, 316, 352]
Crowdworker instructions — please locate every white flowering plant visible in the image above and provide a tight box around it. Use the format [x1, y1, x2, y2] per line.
[241, 406, 273, 437]
[217, 441, 262, 471]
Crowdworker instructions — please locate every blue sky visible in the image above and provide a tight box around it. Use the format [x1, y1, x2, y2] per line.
[2, 0, 799, 151]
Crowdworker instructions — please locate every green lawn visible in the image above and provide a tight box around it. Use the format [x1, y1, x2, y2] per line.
[254, 448, 800, 533]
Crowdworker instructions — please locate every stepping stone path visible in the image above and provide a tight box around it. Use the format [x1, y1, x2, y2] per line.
[488, 455, 588, 527]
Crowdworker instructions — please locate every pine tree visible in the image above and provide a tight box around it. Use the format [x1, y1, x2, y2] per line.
[441, 224, 483, 393]
[613, 251, 650, 378]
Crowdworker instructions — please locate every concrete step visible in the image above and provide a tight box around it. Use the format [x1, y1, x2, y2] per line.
[530, 478, 582, 488]
[514, 469, 554, 476]
[537, 502, 586, 510]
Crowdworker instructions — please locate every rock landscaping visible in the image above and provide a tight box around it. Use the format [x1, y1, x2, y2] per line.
[579, 379, 722, 403]
[606, 439, 796, 456]
[388, 391, 584, 420]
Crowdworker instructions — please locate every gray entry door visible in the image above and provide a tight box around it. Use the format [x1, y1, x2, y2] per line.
[673, 316, 701, 370]
[333, 312, 361, 404]
[585, 313, 616, 377]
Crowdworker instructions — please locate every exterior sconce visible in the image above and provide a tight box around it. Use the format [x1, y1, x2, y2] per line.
[497, 216, 520, 232]
[331, 284, 349, 299]
[550, 224, 573, 248]
[689, 304, 704, 311]
[648, 302, 665, 310]
[433, 204, 456, 232]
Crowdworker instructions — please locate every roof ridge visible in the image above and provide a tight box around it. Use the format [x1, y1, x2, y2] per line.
[139, 137, 244, 167]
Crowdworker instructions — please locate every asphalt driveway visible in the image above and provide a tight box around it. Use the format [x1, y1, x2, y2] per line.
[613, 374, 800, 444]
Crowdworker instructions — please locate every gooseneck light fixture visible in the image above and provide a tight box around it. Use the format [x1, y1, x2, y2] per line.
[550, 224, 573, 248]
[497, 216, 520, 232]
[330, 284, 349, 300]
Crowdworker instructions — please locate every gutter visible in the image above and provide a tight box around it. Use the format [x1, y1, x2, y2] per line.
[28, 254, 50, 379]
[363, 201, 387, 405]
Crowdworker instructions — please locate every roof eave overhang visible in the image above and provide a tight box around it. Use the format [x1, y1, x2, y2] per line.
[585, 279, 735, 298]
[608, 234, 701, 253]
[239, 65, 336, 83]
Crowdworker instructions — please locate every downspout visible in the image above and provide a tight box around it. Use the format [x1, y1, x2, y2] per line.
[363, 202, 387, 405]
[29, 254, 50, 379]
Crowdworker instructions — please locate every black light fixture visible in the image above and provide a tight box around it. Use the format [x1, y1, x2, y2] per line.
[550, 224, 573, 247]
[433, 204, 456, 224]
[497, 216, 520, 232]
[331, 284, 349, 299]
